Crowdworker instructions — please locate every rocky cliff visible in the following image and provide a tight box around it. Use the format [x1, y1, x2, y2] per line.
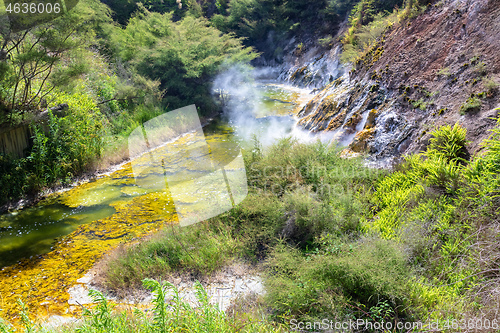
[288, 0, 500, 163]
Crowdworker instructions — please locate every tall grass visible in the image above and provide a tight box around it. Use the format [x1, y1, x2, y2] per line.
[0, 278, 284, 333]
[99, 138, 384, 288]
[96, 138, 404, 327]
[101, 222, 240, 292]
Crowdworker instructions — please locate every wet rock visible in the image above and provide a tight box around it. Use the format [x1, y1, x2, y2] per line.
[365, 109, 380, 129]
[293, 0, 500, 161]
[350, 128, 376, 153]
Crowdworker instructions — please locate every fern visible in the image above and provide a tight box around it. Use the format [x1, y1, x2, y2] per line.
[426, 123, 468, 164]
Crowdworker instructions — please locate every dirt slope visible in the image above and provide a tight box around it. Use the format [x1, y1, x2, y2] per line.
[297, 0, 500, 160]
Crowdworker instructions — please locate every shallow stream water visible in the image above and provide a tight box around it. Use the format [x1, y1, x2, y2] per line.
[0, 81, 315, 319]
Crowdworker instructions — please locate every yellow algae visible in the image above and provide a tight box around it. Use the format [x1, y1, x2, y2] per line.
[0, 122, 243, 323]
[60, 165, 135, 208]
[349, 128, 376, 153]
[365, 109, 379, 129]
[326, 110, 348, 131]
[120, 186, 150, 197]
[344, 111, 362, 131]
[0, 191, 178, 322]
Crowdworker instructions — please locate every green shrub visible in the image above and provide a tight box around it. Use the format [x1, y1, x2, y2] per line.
[426, 123, 468, 163]
[318, 35, 333, 47]
[0, 155, 27, 204]
[107, 8, 257, 113]
[265, 238, 414, 324]
[474, 61, 487, 76]
[483, 77, 498, 96]
[422, 157, 462, 194]
[364, 118, 500, 321]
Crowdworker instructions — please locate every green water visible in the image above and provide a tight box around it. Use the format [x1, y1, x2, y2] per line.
[0, 83, 311, 269]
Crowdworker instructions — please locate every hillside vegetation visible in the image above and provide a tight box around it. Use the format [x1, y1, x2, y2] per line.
[1, 0, 466, 205]
[0, 0, 256, 206]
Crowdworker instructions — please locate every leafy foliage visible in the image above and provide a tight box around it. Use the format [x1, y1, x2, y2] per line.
[211, 0, 355, 59]
[364, 119, 500, 319]
[0, 0, 258, 204]
[426, 123, 469, 163]
[0, 0, 110, 121]
[106, 7, 257, 113]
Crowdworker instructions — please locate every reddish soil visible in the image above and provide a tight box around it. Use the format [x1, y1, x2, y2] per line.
[355, 0, 500, 155]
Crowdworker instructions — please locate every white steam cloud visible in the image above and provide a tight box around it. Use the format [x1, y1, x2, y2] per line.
[212, 65, 331, 147]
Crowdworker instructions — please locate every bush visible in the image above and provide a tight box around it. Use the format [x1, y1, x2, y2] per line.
[426, 123, 468, 163]
[483, 77, 498, 96]
[364, 118, 500, 321]
[29, 92, 104, 183]
[0, 155, 27, 204]
[107, 7, 257, 114]
[265, 238, 414, 324]
[0, 89, 105, 203]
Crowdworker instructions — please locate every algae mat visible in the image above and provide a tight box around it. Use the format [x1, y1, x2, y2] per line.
[0, 166, 177, 320]
[0, 83, 302, 322]
[0, 124, 243, 321]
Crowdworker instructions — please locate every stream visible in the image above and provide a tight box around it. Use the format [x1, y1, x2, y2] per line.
[0, 80, 316, 319]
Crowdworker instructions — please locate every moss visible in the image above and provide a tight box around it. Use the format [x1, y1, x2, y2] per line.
[460, 96, 482, 114]
[372, 47, 384, 64]
[371, 72, 381, 80]
[0, 189, 177, 322]
[350, 128, 376, 153]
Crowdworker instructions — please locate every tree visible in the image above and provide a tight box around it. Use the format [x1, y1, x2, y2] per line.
[106, 6, 257, 113]
[0, 0, 110, 124]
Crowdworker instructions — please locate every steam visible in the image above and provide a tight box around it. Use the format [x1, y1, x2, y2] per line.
[211, 65, 329, 147]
